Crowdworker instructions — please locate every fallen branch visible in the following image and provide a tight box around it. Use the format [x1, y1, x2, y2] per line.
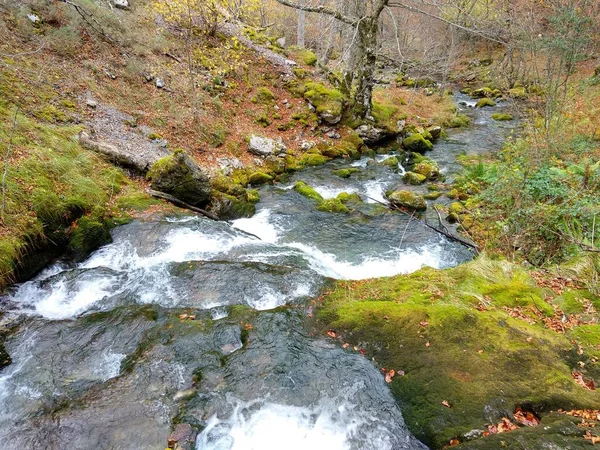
[148, 189, 219, 221]
[365, 195, 479, 254]
[164, 52, 182, 63]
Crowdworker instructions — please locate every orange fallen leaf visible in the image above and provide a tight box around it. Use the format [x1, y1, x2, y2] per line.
[477, 349, 484, 354]
[342, 343, 350, 349]
[448, 439, 460, 446]
[244, 323, 253, 331]
[419, 321, 429, 327]
[497, 418, 518, 433]
[442, 400, 451, 408]
[425, 341, 431, 347]
[584, 431, 600, 444]
[573, 371, 596, 390]
[327, 330, 337, 338]
[513, 407, 540, 427]
[385, 369, 396, 383]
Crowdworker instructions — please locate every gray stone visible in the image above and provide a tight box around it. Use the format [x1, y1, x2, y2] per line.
[155, 78, 165, 89]
[114, 0, 129, 9]
[27, 13, 40, 23]
[276, 37, 286, 48]
[427, 125, 442, 140]
[300, 141, 314, 151]
[326, 131, 341, 139]
[248, 135, 287, 158]
[86, 99, 98, 109]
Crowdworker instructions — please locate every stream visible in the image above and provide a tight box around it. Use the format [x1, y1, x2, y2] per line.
[0, 93, 514, 450]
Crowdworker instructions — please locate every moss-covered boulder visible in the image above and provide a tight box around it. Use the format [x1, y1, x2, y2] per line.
[317, 198, 349, 213]
[471, 87, 493, 98]
[332, 168, 361, 178]
[424, 191, 442, 200]
[69, 214, 112, 260]
[403, 134, 434, 153]
[403, 172, 427, 185]
[316, 258, 600, 448]
[303, 82, 344, 125]
[382, 156, 400, 168]
[147, 150, 211, 206]
[294, 181, 323, 202]
[207, 191, 255, 220]
[248, 171, 273, 186]
[475, 98, 496, 108]
[413, 161, 440, 180]
[386, 190, 427, 211]
[247, 189, 260, 204]
[449, 114, 470, 128]
[491, 113, 513, 121]
[337, 192, 362, 204]
[298, 153, 329, 167]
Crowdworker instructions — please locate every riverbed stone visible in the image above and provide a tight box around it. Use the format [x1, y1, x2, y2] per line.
[386, 190, 427, 211]
[403, 172, 427, 185]
[403, 133, 433, 153]
[147, 150, 212, 206]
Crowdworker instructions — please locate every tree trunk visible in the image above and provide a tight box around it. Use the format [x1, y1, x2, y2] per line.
[351, 19, 378, 120]
[297, 9, 305, 46]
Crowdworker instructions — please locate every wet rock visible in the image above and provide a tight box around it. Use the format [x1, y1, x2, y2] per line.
[173, 388, 197, 402]
[248, 135, 287, 158]
[167, 423, 197, 450]
[248, 171, 273, 186]
[476, 98, 496, 108]
[356, 124, 389, 144]
[403, 172, 426, 185]
[147, 150, 212, 206]
[427, 125, 442, 140]
[413, 161, 440, 180]
[403, 133, 433, 153]
[386, 190, 427, 211]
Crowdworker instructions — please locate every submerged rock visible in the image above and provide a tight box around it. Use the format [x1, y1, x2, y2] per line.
[386, 190, 427, 211]
[147, 150, 211, 206]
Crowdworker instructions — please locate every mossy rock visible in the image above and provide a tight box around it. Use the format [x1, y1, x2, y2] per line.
[317, 198, 349, 214]
[449, 114, 470, 128]
[247, 189, 260, 204]
[317, 258, 600, 448]
[207, 191, 255, 220]
[424, 192, 442, 200]
[298, 153, 329, 167]
[303, 82, 344, 125]
[372, 101, 405, 133]
[491, 113, 513, 121]
[294, 181, 323, 202]
[383, 156, 400, 168]
[69, 215, 112, 260]
[475, 98, 496, 108]
[509, 86, 527, 99]
[337, 192, 362, 204]
[403, 134, 434, 153]
[471, 87, 493, 98]
[248, 171, 274, 186]
[403, 172, 427, 185]
[293, 48, 317, 66]
[386, 190, 427, 211]
[449, 202, 465, 214]
[413, 161, 440, 180]
[332, 168, 361, 178]
[252, 87, 276, 104]
[147, 151, 211, 206]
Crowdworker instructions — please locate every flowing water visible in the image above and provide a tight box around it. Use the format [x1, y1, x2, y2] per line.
[0, 94, 514, 450]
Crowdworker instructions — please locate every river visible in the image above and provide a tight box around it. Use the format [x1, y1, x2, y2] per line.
[0, 93, 513, 450]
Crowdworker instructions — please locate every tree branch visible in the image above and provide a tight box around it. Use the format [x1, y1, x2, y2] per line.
[388, 1, 508, 46]
[274, 0, 357, 26]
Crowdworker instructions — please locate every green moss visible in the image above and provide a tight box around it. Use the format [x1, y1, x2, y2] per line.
[33, 104, 69, 123]
[449, 114, 471, 128]
[509, 86, 527, 99]
[475, 98, 496, 108]
[383, 156, 400, 168]
[294, 181, 323, 202]
[295, 48, 317, 66]
[298, 153, 329, 167]
[470, 87, 493, 98]
[449, 202, 464, 215]
[252, 87, 276, 103]
[248, 171, 274, 185]
[148, 133, 163, 140]
[303, 82, 344, 123]
[336, 192, 362, 204]
[293, 67, 308, 79]
[491, 113, 513, 121]
[424, 192, 442, 200]
[116, 191, 160, 211]
[371, 101, 405, 132]
[247, 189, 260, 204]
[332, 168, 361, 178]
[317, 198, 349, 213]
[386, 190, 427, 211]
[317, 258, 600, 448]
[69, 214, 112, 259]
[403, 134, 434, 153]
[413, 161, 440, 180]
[403, 171, 427, 185]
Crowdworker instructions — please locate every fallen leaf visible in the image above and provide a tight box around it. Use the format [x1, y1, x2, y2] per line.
[448, 438, 460, 446]
[573, 371, 596, 390]
[327, 331, 337, 338]
[385, 370, 396, 383]
[426, 341, 431, 347]
[584, 431, 600, 444]
[419, 321, 429, 327]
[342, 343, 350, 349]
[244, 323, 253, 331]
[513, 407, 540, 427]
[497, 418, 518, 433]
[478, 349, 484, 354]
[442, 400, 451, 408]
